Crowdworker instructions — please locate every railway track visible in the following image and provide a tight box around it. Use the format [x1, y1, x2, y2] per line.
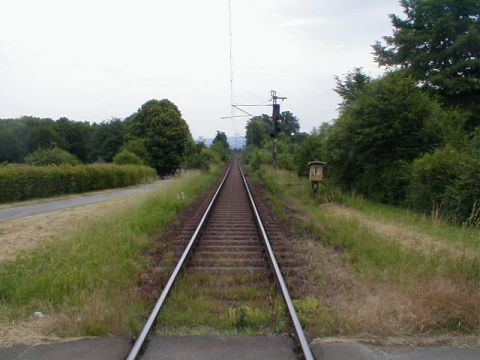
[126, 160, 314, 360]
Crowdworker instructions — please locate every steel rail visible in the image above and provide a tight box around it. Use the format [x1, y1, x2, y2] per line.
[125, 164, 232, 360]
[239, 164, 315, 360]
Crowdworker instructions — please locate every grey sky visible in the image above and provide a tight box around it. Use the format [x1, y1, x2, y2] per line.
[0, 0, 402, 138]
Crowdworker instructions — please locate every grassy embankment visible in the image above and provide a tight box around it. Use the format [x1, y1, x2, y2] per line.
[0, 166, 222, 344]
[252, 166, 480, 342]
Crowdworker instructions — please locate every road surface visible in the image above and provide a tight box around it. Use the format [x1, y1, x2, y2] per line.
[0, 180, 170, 222]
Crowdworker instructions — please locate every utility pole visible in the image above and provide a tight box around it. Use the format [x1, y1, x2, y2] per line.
[270, 90, 287, 168]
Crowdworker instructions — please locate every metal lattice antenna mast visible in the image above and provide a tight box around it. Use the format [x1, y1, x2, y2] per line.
[228, 0, 235, 127]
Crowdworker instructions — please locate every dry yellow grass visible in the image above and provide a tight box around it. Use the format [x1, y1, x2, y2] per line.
[0, 315, 74, 347]
[296, 234, 480, 345]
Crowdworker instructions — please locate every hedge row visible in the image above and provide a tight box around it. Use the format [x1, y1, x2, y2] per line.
[0, 164, 157, 203]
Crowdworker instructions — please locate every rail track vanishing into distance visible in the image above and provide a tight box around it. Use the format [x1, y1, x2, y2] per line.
[126, 160, 315, 360]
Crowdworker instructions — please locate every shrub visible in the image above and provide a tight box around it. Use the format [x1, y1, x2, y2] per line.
[294, 132, 328, 177]
[443, 157, 480, 226]
[113, 150, 144, 165]
[243, 147, 270, 172]
[24, 147, 81, 166]
[406, 139, 480, 226]
[0, 164, 157, 203]
[407, 146, 467, 214]
[120, 138, 148, 161]
[198, 148, 219, 170]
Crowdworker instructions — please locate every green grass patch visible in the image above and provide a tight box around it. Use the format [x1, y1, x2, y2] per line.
[294, 296, 346, 337]
[0, 167, 221, 336]
[252, 165, 480, 283]
[343, 194, 480, 250]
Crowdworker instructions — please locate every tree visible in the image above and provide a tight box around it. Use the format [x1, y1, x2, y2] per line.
[183, 140, 211, 169]
[245, 115, 270, 147]
[279, 111, 300, 140]
[53, 118, 93, 162]
[90, 118, 125, 162]
[128, 99, 191, 175]
[334, 68, 371, 110]
[25, 118, 62, 153]
[212, 131, 229, 148]
[326, 72, 444, 203]
[373, 0, 480, 127]
[211, 131, 231, 162]
[0, 126, 23, 162]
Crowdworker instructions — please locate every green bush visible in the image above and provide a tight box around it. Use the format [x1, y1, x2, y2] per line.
[407, 146, 467, 214]
[294, 131, 328, 177]
[443, 157, 480, 226]
[113, 150, 144, 165]
[120, 138, 148, 161]
[274, 135, 296, 172]
[24, 147, 81, 166]
[0, 164, 157, 203]
[243, 147, 270, 172]
[406, 139, 480, 226]
[198, 148, 219, 170]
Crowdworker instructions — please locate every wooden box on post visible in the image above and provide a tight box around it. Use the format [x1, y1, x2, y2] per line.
[308, 160, 326, 194]
[308, 161, 326, 182]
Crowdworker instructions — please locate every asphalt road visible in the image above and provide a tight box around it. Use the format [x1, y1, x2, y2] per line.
[0, 180, 170, 222]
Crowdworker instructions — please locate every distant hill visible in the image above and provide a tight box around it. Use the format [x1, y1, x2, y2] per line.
[196, 136, 246, 150]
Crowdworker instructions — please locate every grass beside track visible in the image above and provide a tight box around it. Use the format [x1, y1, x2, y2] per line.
[343, 195, 480, 251]
[0, 167, 222, 341]
[251, 166, 480, 340]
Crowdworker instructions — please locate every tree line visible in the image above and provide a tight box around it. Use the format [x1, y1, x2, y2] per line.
[0, 99, 230, 175]
[244, 0, 480, 225]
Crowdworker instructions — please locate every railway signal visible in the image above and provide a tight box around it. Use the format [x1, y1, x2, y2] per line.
[221, 89, 287, 167]
[270, 90, 287, 167]
[270, 103, 281, 138]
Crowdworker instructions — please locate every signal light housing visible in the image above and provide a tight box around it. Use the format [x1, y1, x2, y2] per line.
[270, 104, 281, 138]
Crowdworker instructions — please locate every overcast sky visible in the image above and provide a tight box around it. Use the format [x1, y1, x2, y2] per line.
[0, 0, 403, 138]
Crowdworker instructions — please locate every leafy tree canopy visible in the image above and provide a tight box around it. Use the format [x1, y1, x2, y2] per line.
[211, 131, 231, 162]
[373, 0, 480, 126]
[279, 111, 301, 140]
[245, 115, 271, 147]
[245, 111, 301, 146]
[326, 71, 445, 203]
[334, 68, 371, 110]
[212, 131, 230, 149]
[90, 118, 125, 162]
[128, 99, 191, 175]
